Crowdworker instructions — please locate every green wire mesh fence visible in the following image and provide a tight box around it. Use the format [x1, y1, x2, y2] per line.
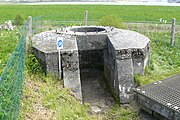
[0, 19, 29, 119]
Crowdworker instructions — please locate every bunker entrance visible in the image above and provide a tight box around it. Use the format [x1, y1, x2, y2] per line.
[78, 49, 115, 112]
[72, 26, 115, 112]
[80, 69, 114, 112]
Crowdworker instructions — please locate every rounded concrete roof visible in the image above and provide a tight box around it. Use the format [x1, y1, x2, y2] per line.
[108, 29, 150, 49]
[32, 26, 150, 53]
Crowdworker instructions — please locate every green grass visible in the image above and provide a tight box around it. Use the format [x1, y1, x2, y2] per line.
[0, 29, 18, 74]
[19, 73, 92, 120]
[19, 72, 139, 120]
[104, 104, 138, 120]
[134, 32, 180, 85]
[0, 5, 180, 24]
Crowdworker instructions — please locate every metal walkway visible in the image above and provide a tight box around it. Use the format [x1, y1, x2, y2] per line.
[134, 74, 180, 120]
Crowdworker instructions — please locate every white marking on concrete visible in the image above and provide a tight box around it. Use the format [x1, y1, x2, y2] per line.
[137, 88, 140, 91]
[167, 103, 172, 106]
[137, 62, 141, 66]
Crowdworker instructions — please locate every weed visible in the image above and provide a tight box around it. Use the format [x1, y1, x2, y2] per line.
[106, 104, 138, 120]
[25, 43, 43, 74]
[25, 52, 43, 74]
[134, 74, 141, 86]
[19, 73, 91, 120]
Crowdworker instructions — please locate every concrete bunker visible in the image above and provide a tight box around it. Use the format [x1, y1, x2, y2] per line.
[32, 26, 150, 104]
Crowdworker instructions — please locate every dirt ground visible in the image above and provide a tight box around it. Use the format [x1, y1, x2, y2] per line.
[81, 69, 115, 113]
[20, 75, 56, 120]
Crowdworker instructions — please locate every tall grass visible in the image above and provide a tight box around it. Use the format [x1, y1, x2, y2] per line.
[19, 73, 92, 120]
[135, 32, 180, 85]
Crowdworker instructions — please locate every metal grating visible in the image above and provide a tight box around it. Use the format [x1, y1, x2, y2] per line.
[134, 74, 180, 113]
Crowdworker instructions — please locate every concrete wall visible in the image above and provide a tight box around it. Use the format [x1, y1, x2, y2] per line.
[77, 34, 107, 70]
[115, 49, 134, 103]
[104, 43, 134, 103]
[79, 50, 104, 70]
[104, 38, 119, 98]
[61, 50, 82, 101]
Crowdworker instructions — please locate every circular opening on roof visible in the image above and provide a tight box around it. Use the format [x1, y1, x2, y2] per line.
[69, 27, 106, 33]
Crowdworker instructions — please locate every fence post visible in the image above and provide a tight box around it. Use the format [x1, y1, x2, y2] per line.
[28, 16, 32, 39]
[26, 16, 32, 51]
[84, 10, 88, 26]
[170, 18, 176, 47]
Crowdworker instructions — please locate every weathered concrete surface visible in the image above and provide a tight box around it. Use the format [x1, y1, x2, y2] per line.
[105, 29, 150, 103]
[32, 30, 82, 101]
[32, 26, 150, 104]
[79, 50, 104, 70]
[108, 30, 150, 75]
[62, 50, 82, 101]
[76, 34, 107, 50]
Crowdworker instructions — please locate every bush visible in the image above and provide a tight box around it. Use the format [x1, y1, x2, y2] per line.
[26, 53, 43, 74]
[134, 74, 141, 86]
[14, 14, 24, 26]
[25, 45, 43, 74]
[98, 15, 127, 29]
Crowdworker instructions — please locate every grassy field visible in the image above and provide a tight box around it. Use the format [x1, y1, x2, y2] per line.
[0, 5, 180, 24]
